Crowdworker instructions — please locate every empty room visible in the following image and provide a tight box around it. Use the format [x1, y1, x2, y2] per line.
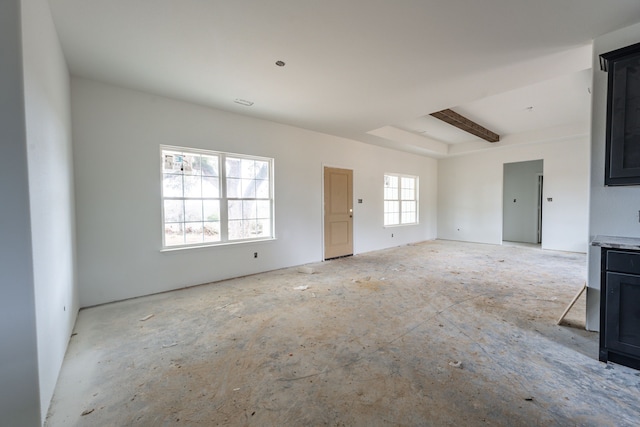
[3, 1, 640, 425]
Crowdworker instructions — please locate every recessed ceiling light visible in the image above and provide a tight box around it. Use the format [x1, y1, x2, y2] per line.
[234, 98, 254, 107]
[275, 60, 285, 67]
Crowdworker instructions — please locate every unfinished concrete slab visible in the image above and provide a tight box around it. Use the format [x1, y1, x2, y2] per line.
[46, 240, 640, 426]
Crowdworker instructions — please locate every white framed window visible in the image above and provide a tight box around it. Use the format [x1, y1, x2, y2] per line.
[161, 146, 274, 249]
[384, 173, 418, 226]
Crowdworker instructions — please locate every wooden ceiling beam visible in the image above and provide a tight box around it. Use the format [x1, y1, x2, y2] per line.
[429, 109, 500, 143]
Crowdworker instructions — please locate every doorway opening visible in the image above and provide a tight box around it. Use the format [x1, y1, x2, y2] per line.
[502, 159, 543, 246]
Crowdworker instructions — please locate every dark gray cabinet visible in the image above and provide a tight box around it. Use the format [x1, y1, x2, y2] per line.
[600, 248, 640, 369]
[600, 42, 640, 186]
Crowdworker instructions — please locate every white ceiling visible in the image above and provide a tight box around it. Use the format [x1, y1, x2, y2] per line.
[395, 68, 593, 144]
[48, 0, 640, 157]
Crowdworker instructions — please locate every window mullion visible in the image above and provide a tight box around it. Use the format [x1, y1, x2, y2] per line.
[181, 173, 187, 244]
[219, 154, 229, 242]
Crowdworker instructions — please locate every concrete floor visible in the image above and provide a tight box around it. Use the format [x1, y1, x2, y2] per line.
[46, 240, 640, 426]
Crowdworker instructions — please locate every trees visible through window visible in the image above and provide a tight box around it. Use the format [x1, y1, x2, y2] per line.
[161, 146, 274, 248]
[384, 174, 418, 226]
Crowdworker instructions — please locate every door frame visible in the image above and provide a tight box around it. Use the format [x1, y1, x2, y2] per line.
[537, 173, 543, 244]
[321, 164, 354, 260]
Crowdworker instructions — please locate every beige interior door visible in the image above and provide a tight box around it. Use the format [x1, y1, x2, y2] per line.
[324, 167, 353, 260]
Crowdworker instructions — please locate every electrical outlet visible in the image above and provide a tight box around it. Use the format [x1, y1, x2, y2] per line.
[254, 252, 258, 258]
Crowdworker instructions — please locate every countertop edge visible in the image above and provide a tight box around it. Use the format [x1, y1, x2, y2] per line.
[591, 235, 640, 250]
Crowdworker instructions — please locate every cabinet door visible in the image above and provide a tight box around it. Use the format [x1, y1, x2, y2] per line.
[605, 52, 640, 185]
[605, 272, 640, 356]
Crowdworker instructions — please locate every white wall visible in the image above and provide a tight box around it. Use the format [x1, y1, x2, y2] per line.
[587, 22, 640, 331]
[438, 136, 589, 253]
[503, 160, 544, 244]
[71, 78, 437, 307]
[22, 0, 78, 421]
[0, 0, 41, 425]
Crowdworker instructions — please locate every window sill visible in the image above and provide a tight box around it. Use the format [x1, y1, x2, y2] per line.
[161, 237, 277, 253]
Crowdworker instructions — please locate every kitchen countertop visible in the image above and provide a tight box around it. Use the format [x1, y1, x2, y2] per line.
[591, 235, 640, 250]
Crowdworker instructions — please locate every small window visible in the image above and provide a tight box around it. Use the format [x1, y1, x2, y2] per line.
[161, 146, 274, 249]
[384, 174, 418, 226]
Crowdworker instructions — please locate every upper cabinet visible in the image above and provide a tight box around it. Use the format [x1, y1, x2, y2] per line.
[600, 42, 640, 186]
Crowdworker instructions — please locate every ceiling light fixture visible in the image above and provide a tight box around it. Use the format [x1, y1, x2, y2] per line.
[234, 98, 254, 107]
[275, 60, 285, 67]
